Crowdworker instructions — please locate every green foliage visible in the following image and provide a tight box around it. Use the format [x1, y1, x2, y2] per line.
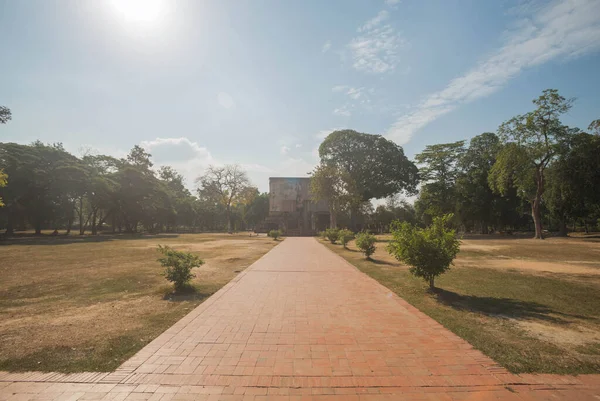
[157, 245, 203, 291]
[355, 231, 376, 258]
[492, 89, 576, 239]
[318, 129, 418, 201]
[337, 229, 354, 248]
[414, 141, 465, 221]
[324, 228, 339, 243]
[0, 169, 6, 207]
[268, 229, 281, 240]
[0, 106, 11, 124]
[387, 214, 460, 290]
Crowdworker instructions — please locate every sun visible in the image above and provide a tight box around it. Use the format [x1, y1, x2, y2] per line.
[110, 0, 166, 23]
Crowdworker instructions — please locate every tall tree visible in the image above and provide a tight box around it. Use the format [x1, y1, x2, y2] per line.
[414, 141, 465, 222]
[545, 132, 600, 235]
[0, 106, 11, 124]
[310, 164, 360, 228]
[319, 130, 418, 200]
[196, 164, 253, 233]
[489, 89, 574, 239]
[455, 133, 501, 233]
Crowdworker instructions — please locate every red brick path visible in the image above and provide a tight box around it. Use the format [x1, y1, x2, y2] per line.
[1, 238, 599, 400]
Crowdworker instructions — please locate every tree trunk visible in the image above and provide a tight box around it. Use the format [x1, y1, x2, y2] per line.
[34, 220, 42, 235]
[557, 217, 568, 237]
[226, 206, 232, 233]
[5, 212, 14, 236]
[91, 209, 98, 235]
[329, 204, 337, 229]
[429, 277, 435, 290]
[532, 168, 544, 239]
[480, 221, 489, 235]
[78, 197, 85, 235]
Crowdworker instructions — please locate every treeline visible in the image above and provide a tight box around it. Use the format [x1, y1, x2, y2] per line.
[313, 89, 600, 238]
[0, 143, 269, 235]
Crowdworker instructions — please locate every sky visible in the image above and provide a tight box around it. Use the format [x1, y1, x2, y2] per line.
[2, 0, 600, 193]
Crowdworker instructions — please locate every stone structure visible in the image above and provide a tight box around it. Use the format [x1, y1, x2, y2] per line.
[262, 177, 330, 236]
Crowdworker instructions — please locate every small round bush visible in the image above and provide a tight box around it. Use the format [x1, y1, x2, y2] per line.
[157, 245, 204, 291]
[355, 232, 376, 258]
[268, 229, 282, 240]
[338, 229, 354, 248]
[324, 228, 339, 243]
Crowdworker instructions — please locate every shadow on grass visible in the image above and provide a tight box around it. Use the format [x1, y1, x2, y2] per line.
[433, 288, 594, 324]
[0, 233, 181, 246]
[370, 258, 394, 265]
[162, 284, 214, 302]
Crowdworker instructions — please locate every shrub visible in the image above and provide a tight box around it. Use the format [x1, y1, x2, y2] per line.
[324, 228, 339, 243]
[157, 245, 204, 291]
[387, 214, 460, 290]
[318, 230, 326, 239]
[355, 232, 376, 258]
[338, 229, 354, 248]
[268, 229, 282, 240]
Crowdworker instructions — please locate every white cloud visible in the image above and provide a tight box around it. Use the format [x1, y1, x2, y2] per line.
[385, 0, 401, 5]
[348, 10, 408, 73]
[386, 0, 600, 145]
[333, 106, 352, 117]
[322, 40, 332, 53]
[346, 87, 365, 99]
[280, 145, 290, 155]
[240, 163, 275, 173]
[141, 137, 213, 164]
[295, 144, 302, 148]
[332, 85, 348, 92]
[217, 92, 235, 109]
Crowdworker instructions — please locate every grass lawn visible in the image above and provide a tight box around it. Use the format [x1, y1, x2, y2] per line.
[0, 233, 278, 372]
[321, 234, 600, 375]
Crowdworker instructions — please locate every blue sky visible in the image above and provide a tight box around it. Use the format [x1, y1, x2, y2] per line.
[2, 0, 600, 193]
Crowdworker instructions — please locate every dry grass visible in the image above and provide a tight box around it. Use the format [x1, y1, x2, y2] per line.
[322, 234, 600, 374]
[0, 233, 277, 372]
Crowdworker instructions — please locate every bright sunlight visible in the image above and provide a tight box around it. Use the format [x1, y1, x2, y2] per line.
[110, 0, 166, 23]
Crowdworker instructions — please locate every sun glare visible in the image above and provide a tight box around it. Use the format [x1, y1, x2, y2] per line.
[110, 0, 166, 23]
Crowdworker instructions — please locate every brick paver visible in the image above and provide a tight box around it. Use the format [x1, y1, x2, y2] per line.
[1, 237, 599, 400]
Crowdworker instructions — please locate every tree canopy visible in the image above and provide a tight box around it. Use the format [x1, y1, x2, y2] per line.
[318, 129, 418, 201]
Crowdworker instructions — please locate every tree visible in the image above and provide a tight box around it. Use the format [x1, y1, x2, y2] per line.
[0, 169, 6, 207]
[157, 245, 204, 292]
[545, 132, 600, 235]
[455, 133, 502, 233]
[489, 89, 574, 239]
[318, 130, 418, 227]
[589, 119, 600, 135]
[310, 164, 360, 228]
[0, 106, 11, 124]
[196, 164, 253, 233]
[414, 141, 465, 222]
[387, 214, 460, 290]
[355, 232, 376, 259]
[244, 192, 269, 228]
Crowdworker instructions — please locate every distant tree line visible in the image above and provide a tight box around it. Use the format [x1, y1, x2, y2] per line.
[313, 90, 600, 238]
[0, 142, 269, 235]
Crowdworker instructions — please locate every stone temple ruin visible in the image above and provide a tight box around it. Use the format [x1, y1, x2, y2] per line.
[261, 177, 330, 236]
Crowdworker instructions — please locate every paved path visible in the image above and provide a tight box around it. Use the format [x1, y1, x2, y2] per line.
[1, 238, 599, 400]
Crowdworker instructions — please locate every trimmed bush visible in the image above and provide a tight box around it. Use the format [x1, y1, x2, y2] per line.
[157, 245, 204, 291]
[324, 228, 339, 243]
[387, 214, 460, 290]
[355, 232, 376, 258]
[338, 229, 355, 248]
[268, 229, 282, 240]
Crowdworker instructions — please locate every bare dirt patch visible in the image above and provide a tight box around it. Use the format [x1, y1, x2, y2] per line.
[0, 233, 277, 372]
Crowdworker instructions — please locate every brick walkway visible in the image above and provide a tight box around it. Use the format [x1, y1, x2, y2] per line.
[1, 237, 599, 400]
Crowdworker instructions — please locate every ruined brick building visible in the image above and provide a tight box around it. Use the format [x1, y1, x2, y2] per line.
[261, 177, 330, 236]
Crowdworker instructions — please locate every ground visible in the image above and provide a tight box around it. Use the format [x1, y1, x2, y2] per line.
[1, 237, 598, 400]
[0, 233, 277, 372]
[322, 234, 600, 374]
